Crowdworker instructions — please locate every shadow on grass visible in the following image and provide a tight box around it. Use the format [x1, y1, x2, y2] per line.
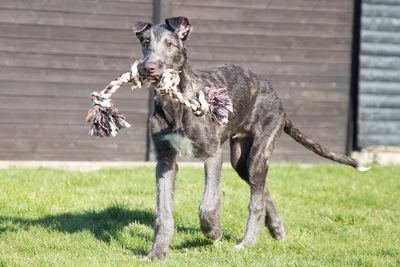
[0, 205, 216, 256]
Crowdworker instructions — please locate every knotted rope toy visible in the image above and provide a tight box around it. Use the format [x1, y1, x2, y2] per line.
[156, 69, 233, 124]
[86, 60, 233, 137]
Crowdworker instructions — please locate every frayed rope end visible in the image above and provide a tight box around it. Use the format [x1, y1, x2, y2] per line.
[86, 105, 131, 137]
[205, 85, 233, 125]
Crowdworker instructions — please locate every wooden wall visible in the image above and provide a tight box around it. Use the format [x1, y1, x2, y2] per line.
[172, 0, 355, 163]
[358, 0, 400, 147]
[1, 0, 356, 163]
[0, 0, 153, 161]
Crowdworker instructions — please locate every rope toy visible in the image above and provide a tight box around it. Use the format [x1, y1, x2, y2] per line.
[85, 60, 142, 137]
[86, 60, 233, 137]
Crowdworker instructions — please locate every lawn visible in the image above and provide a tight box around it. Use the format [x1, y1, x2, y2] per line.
[0, 165, 399, 266]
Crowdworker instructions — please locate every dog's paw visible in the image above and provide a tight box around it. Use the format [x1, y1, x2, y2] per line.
[140, 255, 151, 261]
[143, 251, 167, 261]
[202, 227, 223, 242]
[266, 218, 286, 240]
[268, 225, 285, 240]
[214, 231, 223, 243]
[234, 244, 245, 250]
[234, 238, 257, 249]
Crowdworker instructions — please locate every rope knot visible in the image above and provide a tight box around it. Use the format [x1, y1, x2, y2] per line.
[156, 69, 180, 95]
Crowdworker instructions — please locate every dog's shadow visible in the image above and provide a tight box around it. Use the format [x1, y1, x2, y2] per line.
[0, 205, 217, 256]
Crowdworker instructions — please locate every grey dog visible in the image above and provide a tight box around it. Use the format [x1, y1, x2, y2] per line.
[133, 16, 368, 260]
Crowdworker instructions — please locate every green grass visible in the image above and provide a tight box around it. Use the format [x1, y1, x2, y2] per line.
[0, 165, 399, 266]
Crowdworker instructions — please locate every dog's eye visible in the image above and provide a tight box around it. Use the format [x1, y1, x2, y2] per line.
[164, 41, 172, 48]
[143, 40, 150, 48]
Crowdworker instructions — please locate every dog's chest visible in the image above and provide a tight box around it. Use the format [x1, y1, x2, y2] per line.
[163, 133, 194, 157]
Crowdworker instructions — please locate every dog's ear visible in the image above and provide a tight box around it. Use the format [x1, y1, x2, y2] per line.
[165, 16, 191, 41]
[133, 22, 152, 41]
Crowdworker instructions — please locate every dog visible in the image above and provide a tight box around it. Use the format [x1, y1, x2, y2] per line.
[132, 16, 368, 260]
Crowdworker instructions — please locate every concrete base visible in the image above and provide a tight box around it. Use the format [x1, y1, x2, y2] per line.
[0, 160, 211, 171]
[0, 160, 313, 171]
[1, 148, 398, 171]
[352, 146, 400, 165]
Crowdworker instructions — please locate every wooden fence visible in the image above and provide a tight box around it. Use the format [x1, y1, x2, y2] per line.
[0, 0, 356, 163]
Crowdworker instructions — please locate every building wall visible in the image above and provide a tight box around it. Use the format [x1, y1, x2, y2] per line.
[0, 0, 356, 162]
[358, 0, 400, 147]
[0, 0, 153, 161]
[172, 0, 355, 163]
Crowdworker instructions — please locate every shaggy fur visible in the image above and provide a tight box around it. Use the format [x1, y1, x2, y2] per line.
[132, 16, 367, 260]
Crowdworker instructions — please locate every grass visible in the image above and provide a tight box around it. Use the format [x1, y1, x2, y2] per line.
[0, 164, 399, 266]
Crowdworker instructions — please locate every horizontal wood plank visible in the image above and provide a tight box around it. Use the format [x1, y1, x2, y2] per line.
[0, 66, 139, 85]
[0, 15, 352, 38]
[360, 55, 400, 69]
[0, 23, 136, 43]
[359, 81, 400, 94]
[0, 95, 149, 113]
[357, 134, 400, 147]
[0, 51, 350, 76]
[0, 110, 147, 127]
[173, 0, 353, 12]
[0, 137, 147, 153]
[0, 51, 134, 72]
[0, 95, 348, 118]
[359, 121, 400, 134]
[364, 0, 400, 5]
[0, 80, 150, 99]
[0, 36, 140, 58]
[188, 33, 352, 51]
[0, 152, 146, 161]
[0, 0, 153, 17]
[0, 11, 150, 32]
[361, 42, 400, 56]
[187, 47, 351, 64]
[363, 3, 400, 18]
[359, 107, 400, 121]
[0, 123, 147, 139]
[191, 60, 350, 77]
[0, 35, 351, 59]
[0, 79, 349, 99]
[173, 7, 352, 26]
[361, 30, 400, 45]
[359, 94, 400, 108]
[362, 17, 400, 32]
[360, 68, 400, 82]
[0, 48, 351, 72]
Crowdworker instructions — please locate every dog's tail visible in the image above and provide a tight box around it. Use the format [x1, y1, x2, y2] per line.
[283, 117, 370, 171]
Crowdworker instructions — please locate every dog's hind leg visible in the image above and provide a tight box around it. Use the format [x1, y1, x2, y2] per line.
[230, 135, 252, 182]
[236, 115, 285, 248]
[199, 149, 223, 241]
[231, 135, 285, 244]
[264, 184, 285, 240]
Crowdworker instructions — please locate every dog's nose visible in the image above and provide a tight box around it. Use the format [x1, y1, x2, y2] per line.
[145, 61, 158, 74]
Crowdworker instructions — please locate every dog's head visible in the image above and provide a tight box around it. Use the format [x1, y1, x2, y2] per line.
[133, 16, 191, 86]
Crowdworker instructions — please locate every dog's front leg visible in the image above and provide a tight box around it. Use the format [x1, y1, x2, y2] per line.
[199, 149, 223, 241]
[147, 157, 178, 260]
